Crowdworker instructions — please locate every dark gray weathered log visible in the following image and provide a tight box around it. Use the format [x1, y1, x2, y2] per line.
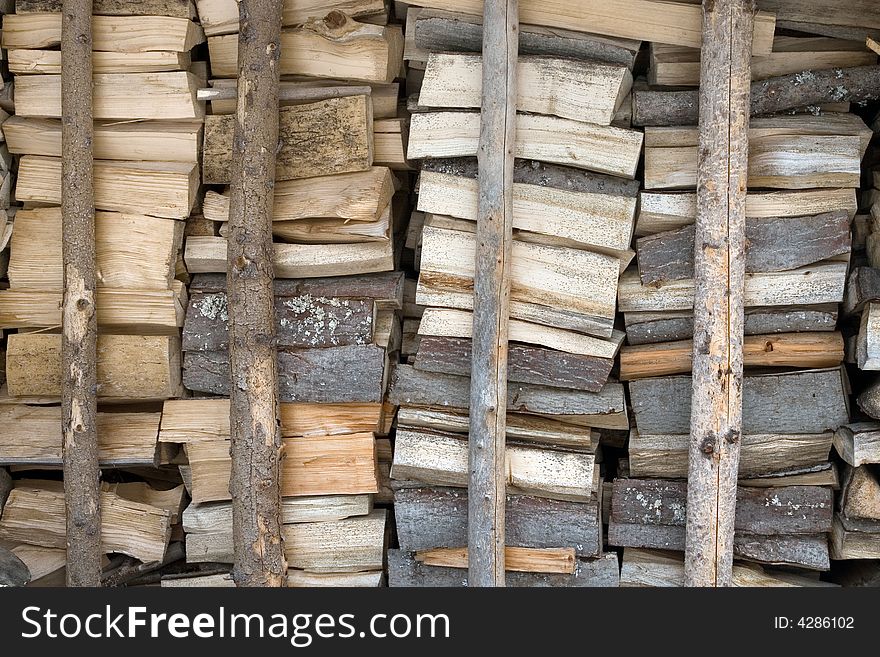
[844, 267, 880, 316]
[0, 547, 30, 587]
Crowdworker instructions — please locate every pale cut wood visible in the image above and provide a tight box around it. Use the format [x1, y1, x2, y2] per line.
[636, 188, 858, 236]
[415, 546, 575, 574]
[15, 72, 203, 120]
[628, 431, 833, 479]
[16, 156, 199, 219]
[184, 235, 393, 278]
[868, 37, 880, 56]
[417, 169, 637, 257]
[857, 302, 880, 370]
[0, 406, 160, 466]
[207, 14, 402, 82]
[159, 399, 382, 442]
[390, 365, 629, 430]
[420, 53, 631, 125]
[831, 515, 880, 560]
[408, 111, 643, 179]
[6, 333, 182, 400]
[183, 496, 371, 533]
[418, 308, 623, 358]
[0, 488, 171, 562]
[629, 368, 850, 436]
[186, 433, 377, 503]
[833, 423, 880, 467]
[3, 117, 202, 162]
[202, 167, 395, 224]
[617, 262, 848, 313]
[645, 135, 862, 190]
[9, 49, 192, 74]
[840, 464, 880, 523]
[161, 571, 384, 587]
[202, 96, 372, 184]
[419, 224, 619, 338]
[16, 0, 197, 17]
[11, 545, 66, 582]
[620, 548, 837, 587]
[195, 0, 387, 36]
[397, 407, 597, 451]
[620, 332, 844, 379]
[395, 0, 775, 53]
[392, 427, 597, 502]
[1, 14, 204, 52]
[8, 207, 181, 290]
[186, 510, 387, 571]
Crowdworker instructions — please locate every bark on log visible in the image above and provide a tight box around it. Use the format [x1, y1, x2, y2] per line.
[227, 0, 286, 587]
[61, 0, 102, 588]
[686, 0, 752, 587]
[634, 65, 880, 126]
[467, 0, 516, 587]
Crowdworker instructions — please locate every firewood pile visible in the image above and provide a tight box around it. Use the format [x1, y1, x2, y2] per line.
[0, 0, 878, 587]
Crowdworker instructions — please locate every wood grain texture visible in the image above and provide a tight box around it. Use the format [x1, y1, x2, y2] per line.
[857, 302, 880, 370]
[844, 267, 880, 316]
[202, 95, 372, 184]
[637, 211, 851, 285]
[415, 546, 575, 573]
[193, 0, 385, 36]
[833, 423, 880, 467]
[630, 368, 850, 436]
[17, 0, 195, 17]
[61, 0, 100, 587]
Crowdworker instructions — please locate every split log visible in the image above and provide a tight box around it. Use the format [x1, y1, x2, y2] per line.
[61, 0, 100, 587]
[623, 304, 839, 346]
[183, 345, 387, 403]
[633, 65, 880, 126]
[0, 548, 31, 587]
[833, 423, 880, 467]
[159, 399, 383, 442]
[185, 433, 377, 504]
[186, 510, 387, 572]
[389, 365, 629, 430]
[193, 0, 385, 36]
[844, 267, 880, 315]
[858, 303, 880, 369]
[636, 211, 851, 285]
[415, 547, 575, 574]
[394, 487, 600, 557]
[831, 515, 880, 560]
[629, 368, 850, 436]
[9, 48, 193, 74]
[839, 465, 880, 524]
[16, 0, 196, 17]
[628, 431, 833, 479]
[183, 496, 372, 533]
[162, 570, 383, 587]
[619, 332, 844, 379]
[408, 111, 643, 179]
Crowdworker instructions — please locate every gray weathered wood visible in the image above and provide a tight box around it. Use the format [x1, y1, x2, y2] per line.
[686, 0, 752, 588]
[387, 549, 619, 587]
[61, 0, 102, 588]
[0, 547, 31, 587]
[857, 377, 880, 421]
[226, 0, 285, 587]
[637, 211, 851, 285]
[466, 0, 518, 587]
[844, 267, 880, 316]
[833, 423, 880, 467]
[624, 304, 838, 345]
[0, 468, 11, 511]
[16, 0, 195, 16]
[394, 487, 600, 557]
[634, 65, 880, 126]
[421, 157, 640, 197]
[389, 365, 628, 429]
[413, 9, 639, 68]
[414, 335, 613, 392]
[839, 465, 880, 526]
[184, 345, 387, 403]
[631, 369, 849, 436]
[183, 292, 375, 351]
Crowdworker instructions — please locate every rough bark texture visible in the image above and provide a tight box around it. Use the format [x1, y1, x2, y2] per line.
[61, 0, 102, 588]
[468, 0, 517, 587]
[17, 0, 194, 15]
[227, 0, 286, 588]
[634, 65, 880, 126]
[686, 0, 752, 588]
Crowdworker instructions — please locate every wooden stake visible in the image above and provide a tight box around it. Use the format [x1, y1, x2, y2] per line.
[685, 0, 753, 587]
[227, 0, 286, 587]
[61, 0, 101, 587]
[468, 0, 517, 587]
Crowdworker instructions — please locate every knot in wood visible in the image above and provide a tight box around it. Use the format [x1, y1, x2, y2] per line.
[325, 10, 347, 28]
[76, 33, 89, 45]
[725, 429, 741, 445]
[76, 297, 90, 311]
[700, 435, 717, 455]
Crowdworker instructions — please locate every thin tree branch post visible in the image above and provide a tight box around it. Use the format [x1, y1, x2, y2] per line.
[468, 0, 518, 587]
[685, 0, 754, 587]
[61, 0, 101, 587]
[227, 0, 287, 587]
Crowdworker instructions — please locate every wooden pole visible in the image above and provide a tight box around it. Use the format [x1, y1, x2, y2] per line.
[227, 0, 286, 587]
[468, 0, 518, 587]
[685, 0, 754, 587]
[61, 0, 101, 587]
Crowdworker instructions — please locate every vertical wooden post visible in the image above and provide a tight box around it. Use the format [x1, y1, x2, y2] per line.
[685, 0, 754, 587]
[468, 0, 518, 587]
[61, 0, 101, 587]
[227, 0, 286, 587]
